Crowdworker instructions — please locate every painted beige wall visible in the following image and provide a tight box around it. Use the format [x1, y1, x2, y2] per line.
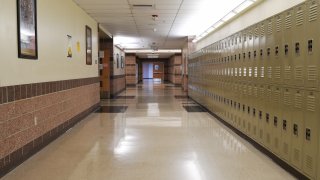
[0, 0, 98, 86]
[196, 0, 305, 50]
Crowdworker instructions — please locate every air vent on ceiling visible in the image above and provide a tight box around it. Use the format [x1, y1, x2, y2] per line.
[131, 4, 155, 9]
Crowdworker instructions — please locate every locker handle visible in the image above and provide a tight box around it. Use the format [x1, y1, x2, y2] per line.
[284, 45, 289, 55]
[260, 49, 263, 56]
[274, 116, 278, 127]
[266, 113, 269, 123]
[267, 48, 271, 56]
[248, 52, 251, 59]
[293, 124, 298, 136]
[306, 128, 311, 141]
[283, 120, 287, 130]
[275, 47, 279, 56]
[253, 108, 256, 117]
[295, 42, 300, 54]
[254, 51, 257, 58]
[308, 40, 313, 53]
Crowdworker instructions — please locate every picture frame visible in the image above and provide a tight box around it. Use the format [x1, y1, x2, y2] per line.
[116, 53, 119, 68]
[17, 0, 38, 59]
[121, 55, 124, 68]
[85, 25, 92, 65]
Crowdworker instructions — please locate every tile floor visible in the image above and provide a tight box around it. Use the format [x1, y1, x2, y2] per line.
[2, 80, 295, 180]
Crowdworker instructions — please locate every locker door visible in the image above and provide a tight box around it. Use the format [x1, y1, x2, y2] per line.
[266, 18, 274, 84]
[271, 86, 282, 156]
[252, 84, 259, 140]
[292, 3, 307, 87]
[273, 14, 283, 85]
[253, 24, 260, 82]
[247, 26, 254, 83]
[281, 87, 293, 162]
[305, 0, 320, 89]
[302, 90, 319, 178]
[259, 21, 267, 84]
[241, 30, 248, 83]
[282, 9, 294, 86]
[264, 85, 273, 150]
[257, 84, 266, 145]
[247, 83, 254, 137]
[291, 89, 304, 170]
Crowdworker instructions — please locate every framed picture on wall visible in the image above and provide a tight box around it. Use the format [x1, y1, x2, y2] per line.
[17, 0, 38, 59]
[154, 65, 159, 71]
[85, 25, 92, 65]
[121, 55, 124, 68]
[116, 53, 119, 68]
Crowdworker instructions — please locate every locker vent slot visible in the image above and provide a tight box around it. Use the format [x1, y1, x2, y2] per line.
[309, 3, 318, 22]
[294, 149, 300, 162]
[307, 96, 316, 111]
[307, 66, 317, 81]
[276, 18, 281, 32]
[295, 94, 303, 108]
[261, 67, 265, 78]
[295, 66, 303, 80]
[283, 143, 289, 155]
[254, 87, 258, 97]
[274, 66, 281, 79]
[305, 155, 313, 171]
[244, 68, 247, 77]
[254, 67, 258, 77]
[255, 28, 259, 38]
[296, 10, 304, 26]
[284, 92, 291, 105]
[285, 14, 292, 29]
[267, 67, 272, 79]
[274, 91, 280, 103]
[267, 22, 273, 35]
[248, 86, 252, 96]
[249, 67, 252, 77]
[260, 25, 265, 36]
[284, 66, 291, 80]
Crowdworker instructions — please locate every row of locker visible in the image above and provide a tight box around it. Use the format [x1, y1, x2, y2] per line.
[188, 83, 319, 179]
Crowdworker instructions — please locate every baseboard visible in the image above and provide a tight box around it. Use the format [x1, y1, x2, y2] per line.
[0, 103, 100, 178]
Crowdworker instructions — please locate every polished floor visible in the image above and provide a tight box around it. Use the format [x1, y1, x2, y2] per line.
[2, 80, 295, 180]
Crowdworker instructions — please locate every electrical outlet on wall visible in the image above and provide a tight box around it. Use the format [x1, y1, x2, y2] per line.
[34, 116, 38, 126]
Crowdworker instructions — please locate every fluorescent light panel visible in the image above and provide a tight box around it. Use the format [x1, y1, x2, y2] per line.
[193, 0, 258, 43]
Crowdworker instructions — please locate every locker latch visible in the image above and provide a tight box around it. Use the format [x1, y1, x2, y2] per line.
[308, 40, 313, 53]
[267, 48, 271, 56]
[259, 111, 262, 119]
[274, 116, 278, 127]
[249, 52, 251, 59]
[254, 51, 257, 58]
[293, 124, 298, 136]
[248, 106, 250, 114]
[284, 45, 289, 55]
[275, 46, 279, 56]
[260, 49, 263, 56]
[283, 120, 287, 130]
[295, 42, 300, 54]
[243, 53, 246, 59]
[253, 108, 256, 117]
[266, 113, 269, 123]
[243, 105, 245, 112]
[306, 128, 311, 141]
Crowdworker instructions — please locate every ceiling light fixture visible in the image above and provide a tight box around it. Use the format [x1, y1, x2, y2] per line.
[192, 0, 258, 43]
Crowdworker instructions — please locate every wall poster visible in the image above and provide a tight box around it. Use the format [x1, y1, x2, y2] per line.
[85, 25, 92, 65]
[17, 0, 38, 59]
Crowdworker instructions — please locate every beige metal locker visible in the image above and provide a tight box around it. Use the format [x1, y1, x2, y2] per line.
[281, 87, 293, 162]
[292, 3, 307, 87]
[271, 86, 282, 156]
[291, 89, 304, 170]
[282, 8, 294, 86]
[257, 84, 266, 145]
[264, 85, 273, 150]
[302, 90, 319, 178]
[272, 14, 283, 85]
[259, 21, 267, 84]
[265, 18, 274, 84]
[305, 0, 319, 89]
[253, 24, 260, 81]
[251, 83, 259, 140]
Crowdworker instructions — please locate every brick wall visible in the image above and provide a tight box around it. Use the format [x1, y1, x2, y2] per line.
[0, 77, 100, 177]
